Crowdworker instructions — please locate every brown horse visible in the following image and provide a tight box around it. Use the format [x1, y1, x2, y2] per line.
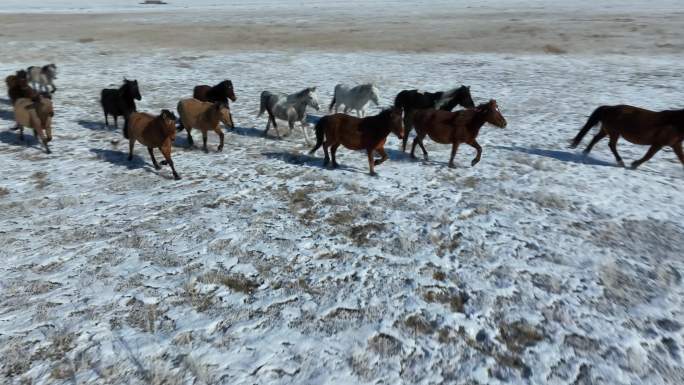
[570, 105, 684, 169]
[124, 109, 181, 180]
[177, 98, 234, 152]
[7, 72, 37, 104]
[310, 108, 404, 176]
[193, 80, 236, 105]
[411, 100, 507, 168]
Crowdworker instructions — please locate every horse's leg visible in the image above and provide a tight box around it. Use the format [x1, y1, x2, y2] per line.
[215, 126, 224, 152]
[323, 140, 330, 167]
[186, 127, 194, 147]
[672, 141, 684, 168]
[417, 139, 428, 160]
[630, 144, 663, 170]
[582, 130, 606, 154]
[468, 140, 483, 166]
[148, 147, 161, 169]
[202, 129, 209, 153]
[402, 111, 412, 152]
[367, 149, 377, 176]
[18, 126, 24, 141]
[374, 147, 389, 166]
[331, 144, 340, 168]
[160, 144, 181, 180]
[607, 135, 625, 167]
[448, 142, 460, 168]
[300, 121, 311, 145]
[104, 112, 109, 128]
[114, 115, 118, 129]
[128, 138, 135, 161]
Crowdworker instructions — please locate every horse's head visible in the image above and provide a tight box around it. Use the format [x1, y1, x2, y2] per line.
[370, 84, 380, 106]
[16, 69, 28, 80]
[476, 100, 507, 128]
[215, 102, 234, 129]
[28, 95, 54, 142]
[123, 78, 142, 101]
[305, 87, 320, 111]
[160, 109, 178, 138]
[458, 85, 475, 108]
[384, 107, 404, 139]
[222, 80, 237, 102]
[44, 64, 57, 79]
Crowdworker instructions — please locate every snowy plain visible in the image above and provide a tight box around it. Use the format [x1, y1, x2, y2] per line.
[1, 1, 684, 385]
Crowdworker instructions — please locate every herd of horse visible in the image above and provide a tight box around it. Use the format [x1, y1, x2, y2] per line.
[4, 66, 684, 179]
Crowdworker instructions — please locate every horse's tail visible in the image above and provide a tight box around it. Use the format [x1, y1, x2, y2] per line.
[329, 85, 340, 112]
[570, 106, 608, 148]
[258, 92, 267, 117]
[176, 101, 185, 131]
[123, 116, 130, 139]
[310, 116, 326, 154]
[394, 90, 406, 110]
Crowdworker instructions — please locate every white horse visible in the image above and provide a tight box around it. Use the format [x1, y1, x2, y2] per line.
[258, 87, 320, 144]
[328, 83, 380, 117]
[27, 64, 57, 94]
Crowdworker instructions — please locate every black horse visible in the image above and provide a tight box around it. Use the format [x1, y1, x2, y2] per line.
[394, 86, 475, 151]
[101, 78, 142, 128]
[193, 80, 237, 105]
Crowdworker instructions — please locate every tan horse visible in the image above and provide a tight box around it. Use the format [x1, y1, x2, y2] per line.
[411, 100, 507, 168]
[177, 98, 234, 152]
[570, 105, 684, 169]
[124, 109, 181, 180]
[13, 95, 54, 153]
[310, 108, 404, 176]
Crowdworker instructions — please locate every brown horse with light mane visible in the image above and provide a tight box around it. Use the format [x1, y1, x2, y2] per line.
[310, 108, 404, 176]
[570, 105, 684, 169]
[124, 109, 181, 180]
[411, 100, 507, 168]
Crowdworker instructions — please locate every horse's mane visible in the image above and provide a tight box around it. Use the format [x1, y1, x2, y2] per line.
[294, 88, 313, 98]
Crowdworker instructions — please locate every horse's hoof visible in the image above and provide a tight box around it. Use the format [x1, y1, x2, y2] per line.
[155, 165, 162, 170]
[217, 146, 223, 152]
[45, 148, 52, 154]
[448, 163, 456, 169]
[369, 172, 378, 177]
[203, 148, 209, 154]
[174, 175, 182, 180]
[618, 161, 626, 168]
[629, 162, 638, 170]
[471, 160, 480, 167]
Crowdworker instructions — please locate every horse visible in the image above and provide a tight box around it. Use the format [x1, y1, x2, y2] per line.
[177, 98, 234, 152]
[309, 107, 404, 176]
[394, 86, 475, 152]
[124, 109, 181, 180]
[27, 64, 57, 94]
[328, 83, 380, 117]
[410, 100, 507, 168]
[258, 87, 320, 144]
[100, 78, 141, 129]
[193, 80, 236, 105]
[7, 71, 36, 104]
[12, 95, 54, 153]
[570, 105, 684, 169]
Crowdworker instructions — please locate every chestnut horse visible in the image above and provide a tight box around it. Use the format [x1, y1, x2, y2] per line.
[310, 108, 404, 176]
[411, 100, 507, 168]
[124, 109, 181, 180]
[570, 105, 684, 169]
[193, 80, 237, 105]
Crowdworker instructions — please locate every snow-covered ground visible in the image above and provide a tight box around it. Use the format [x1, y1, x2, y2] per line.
[1, 2, 684, 384]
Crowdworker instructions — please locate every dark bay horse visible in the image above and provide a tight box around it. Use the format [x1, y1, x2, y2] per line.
[411, 100, 507, 168]
[101, 79, 141, 128]
[394, 86, 475, 152]
[310, 108, 404, 176]
[570, 105, 684, 169]
[7, 70, 35, 104]
[193, 80, 237, 105]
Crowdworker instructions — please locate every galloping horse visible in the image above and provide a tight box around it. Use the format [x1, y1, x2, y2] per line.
[101, 78, 141, 128]
[411, 100, 507, 168]
[328, 83, 380, 117]
[310, 108, 404, 176]
[570, 105, 684, 169]
[193, 80, 236, 105]
[27, 64, 57, 94]
[124, 109, 181, 180]
[394, 86, 475, 152]
[177, 98, 234, 152]
[258, 87, 320, 143]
